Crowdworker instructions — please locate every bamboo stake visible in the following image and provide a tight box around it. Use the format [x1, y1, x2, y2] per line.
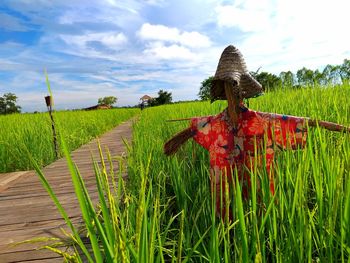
[45, 95, 58, 158]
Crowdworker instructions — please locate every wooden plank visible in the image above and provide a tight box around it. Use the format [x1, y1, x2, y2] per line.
[0, 216, 81, 234]
[0, 171, 34, 193]
[0, 218, 82, 253]
[0, 168, 126, 194]
[0, 192, 99, 209]
[0, 192, 101, 226]
[0, 119, 133, 262]
[0, 248, 70, 262]
[0, 224, 69, 249]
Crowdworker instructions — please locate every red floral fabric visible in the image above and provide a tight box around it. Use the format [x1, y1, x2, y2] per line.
[191, 106, 308, 218]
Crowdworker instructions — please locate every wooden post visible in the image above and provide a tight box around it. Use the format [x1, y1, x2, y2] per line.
[45, 95, 58, 158]
[224, 82, 240, 129]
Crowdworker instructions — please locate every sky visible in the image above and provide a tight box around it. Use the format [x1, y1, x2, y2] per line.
[0, 0, 349, 112]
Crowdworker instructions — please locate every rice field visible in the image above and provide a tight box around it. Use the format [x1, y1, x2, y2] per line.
[0, 108, 138, 173]
[18, 85, 350, 262]
[126, 85, 350, 262]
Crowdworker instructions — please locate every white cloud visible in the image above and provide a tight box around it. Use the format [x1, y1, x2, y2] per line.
[137, 23, 212, 62]
[214, 0, 350, 73]
[138, 23, 179, 42]
[3, 0, 350, 113]
[103, 0, 138, 13]
[143, 43, 196, 60]
[49, 31, 131, 60]
[60, 32, 127, 50]
[14, 73, 139, 111]
[180, 31, 212, 48]
[57, 1, 143, 29]
[44, 75, 150, 109]
[138, 23, 211, 48]
[215, 1, 272, 32]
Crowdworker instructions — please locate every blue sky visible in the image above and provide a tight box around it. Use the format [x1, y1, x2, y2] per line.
[0, 0, 349, 112]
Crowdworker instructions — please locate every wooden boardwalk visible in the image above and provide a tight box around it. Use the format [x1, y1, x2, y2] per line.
[0, 119, 133, 262]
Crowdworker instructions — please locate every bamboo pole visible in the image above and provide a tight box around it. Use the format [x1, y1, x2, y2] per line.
[45, 95, 58, 158]
[307, 119, 350, 133]
[165, 117, 350, 133]
[166, 117, 192, 122]
[224, 82, 240, 129]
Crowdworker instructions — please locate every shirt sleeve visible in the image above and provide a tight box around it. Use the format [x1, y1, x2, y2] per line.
[262, 113, 308, 150]
[191, 116, 212, 150]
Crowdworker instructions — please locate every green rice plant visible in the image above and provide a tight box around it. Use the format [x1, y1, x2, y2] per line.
[0, 107, 138, 173]
[126, 84, 350, 262]
[31, 84, 349, 262]
[29, 133, 192, 262]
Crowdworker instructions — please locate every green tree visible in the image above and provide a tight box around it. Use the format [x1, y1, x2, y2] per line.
[321, 64, 343, 85]
[255, 72, 281, 91]
[322, 65, 334, 85]
[0, 93, 21, 114]
[149, 90, 172, 106]
[98, 96, 117, 107]
[198, 76, 214, 100]
[296, 67, 314, 86]
[340, 59, 350, 83]
[279, 71, 295, 88]
[156, 90, 172, 105]
[313, 69, 324, 86]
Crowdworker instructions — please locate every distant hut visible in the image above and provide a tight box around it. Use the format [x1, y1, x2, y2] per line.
[140, 95, 152, 104]
[83, 104, 111, 111]
[140, 95, 152, 110]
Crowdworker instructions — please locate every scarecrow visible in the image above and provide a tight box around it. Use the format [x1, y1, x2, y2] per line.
[164, 45, 350, 219]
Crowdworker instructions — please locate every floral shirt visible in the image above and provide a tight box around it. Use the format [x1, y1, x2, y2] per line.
[191, 106, 308, 217]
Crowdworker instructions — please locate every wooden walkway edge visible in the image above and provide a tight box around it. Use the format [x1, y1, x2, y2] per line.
[0, 119, 134, 262]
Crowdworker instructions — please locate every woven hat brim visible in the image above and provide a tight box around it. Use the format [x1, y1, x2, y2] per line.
[211, 73, 263, 101]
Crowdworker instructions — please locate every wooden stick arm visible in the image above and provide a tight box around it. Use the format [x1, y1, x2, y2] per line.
[306, 118, 350, 133]
[166, 117, 192, 122]
[165, 117, 350, 133]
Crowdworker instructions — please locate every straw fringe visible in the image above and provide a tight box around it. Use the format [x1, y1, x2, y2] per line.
[164, 127, 194, 156]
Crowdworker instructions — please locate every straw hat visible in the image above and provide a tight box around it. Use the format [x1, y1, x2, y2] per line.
[211, 45, 263, 101]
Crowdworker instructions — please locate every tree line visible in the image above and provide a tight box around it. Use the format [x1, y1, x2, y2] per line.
[0, 93, 21, 114]
[0, 90, 173, 115]
[198, 59, 350, 100]
[97, 92, 173, 108]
